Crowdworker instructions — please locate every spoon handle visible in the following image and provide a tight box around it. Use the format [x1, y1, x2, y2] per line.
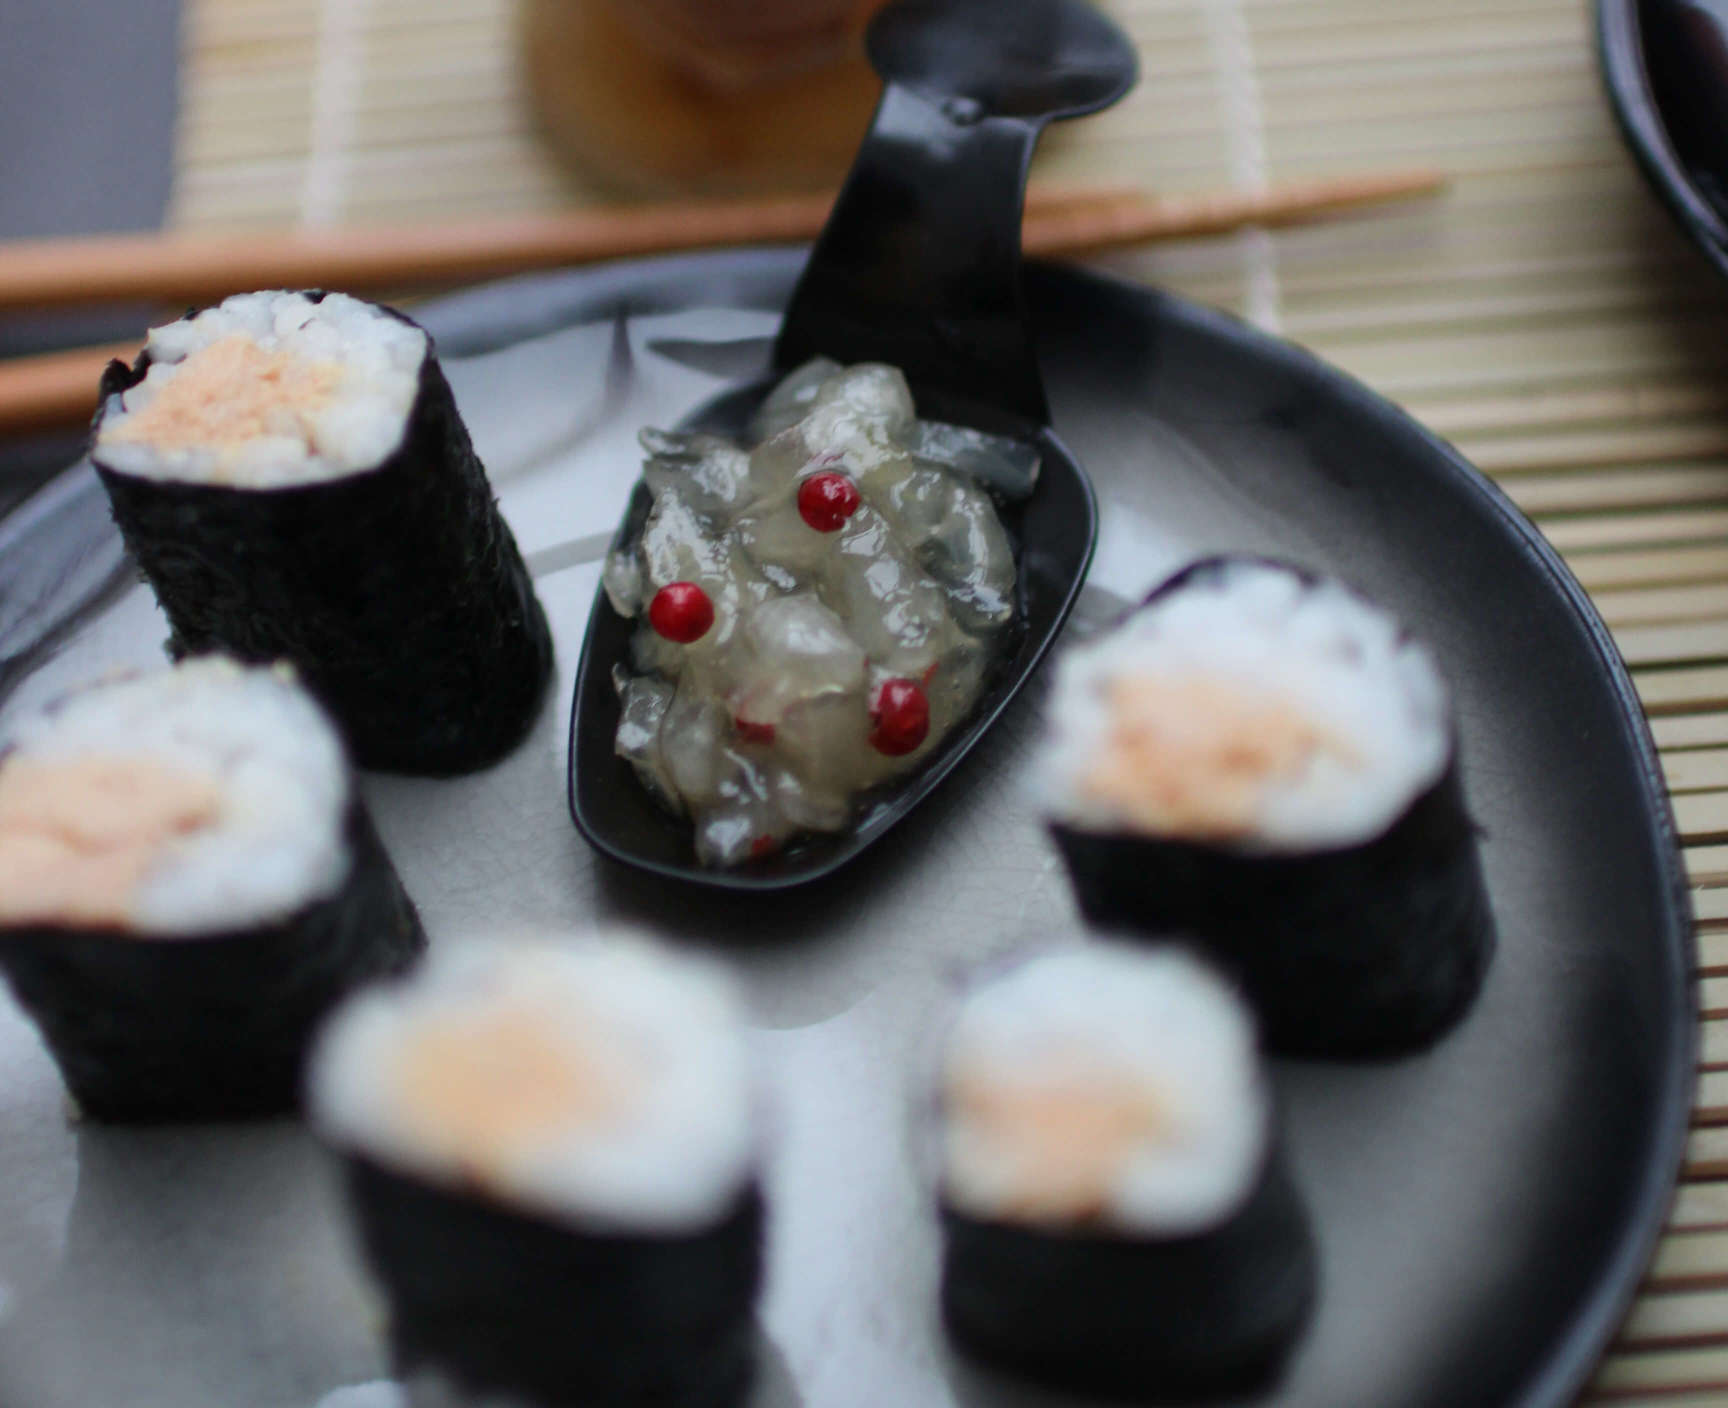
[775, 0, 1136, 432]
[776, 81, 1052, 431]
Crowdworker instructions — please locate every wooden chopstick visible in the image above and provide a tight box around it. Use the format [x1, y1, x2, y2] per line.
[1022, 168, 1445, 252]
[0, 169, 1443, 438]
[0, 183, 1141, 316]
[0, 342, 142, 437]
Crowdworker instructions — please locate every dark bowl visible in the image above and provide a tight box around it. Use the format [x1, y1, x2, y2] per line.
[1598, 0, 1728, 278]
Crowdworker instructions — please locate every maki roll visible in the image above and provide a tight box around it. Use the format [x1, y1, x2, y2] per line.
[1036, 557, 1495, 1059]
[0, 656, 424, 1122]
[937, 944, 1316, 1400]
[308, 938, 764, 1408]
[91, 290, 553, 775]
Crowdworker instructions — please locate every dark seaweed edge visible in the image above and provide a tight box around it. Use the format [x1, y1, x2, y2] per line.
[0, 799, 424, 1122]
[339, 1152, 762, 1408]
[940, 1141, 1318, 1402]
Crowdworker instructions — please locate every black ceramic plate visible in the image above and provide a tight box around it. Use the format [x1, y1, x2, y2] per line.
[0, 250, 1694, 1408]
[1599, 0, 1728, 278]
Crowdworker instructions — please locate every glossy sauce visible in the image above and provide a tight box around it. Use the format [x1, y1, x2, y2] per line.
[604, 359, 1031, 865]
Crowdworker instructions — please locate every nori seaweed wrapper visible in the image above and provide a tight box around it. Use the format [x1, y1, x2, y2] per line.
[941, 1146, 1317, 1402]
[1052, 767, 1494, 1059]
[91, 296, 553, 776]
[0, 802, 424, 1122]
[342, 1154, 763, 1408]
[1050, 558, 1496, 1059]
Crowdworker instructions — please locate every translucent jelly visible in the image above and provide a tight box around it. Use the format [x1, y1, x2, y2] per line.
[604, 359, 1034, 866]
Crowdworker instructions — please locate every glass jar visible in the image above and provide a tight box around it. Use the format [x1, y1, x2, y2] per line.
[522, 0, 890, 196]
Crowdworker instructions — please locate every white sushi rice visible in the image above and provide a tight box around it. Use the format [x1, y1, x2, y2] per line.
[1035, 560, 1450, 852]
[309, 937, 757, 1233]
[941, 944, 1268, 1236]
[0, 656, 351, 935]
[94, 291, 425, 488]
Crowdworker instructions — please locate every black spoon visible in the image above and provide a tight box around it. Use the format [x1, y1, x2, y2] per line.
[567, 0, 1136, 891]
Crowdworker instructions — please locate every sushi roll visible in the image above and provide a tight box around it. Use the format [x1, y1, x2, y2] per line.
[1036, 557, 1495, 1059]
[90, 290, 553, 775]
[937, 944, 1317, 1400]
[308, 938, 764, 1408]
[0, 656, 424, 1122]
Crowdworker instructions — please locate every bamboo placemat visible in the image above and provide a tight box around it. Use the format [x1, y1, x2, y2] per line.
[171, 0, 1728, 1400]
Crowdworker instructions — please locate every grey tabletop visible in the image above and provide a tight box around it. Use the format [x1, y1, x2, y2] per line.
[0, 0, 179, 511]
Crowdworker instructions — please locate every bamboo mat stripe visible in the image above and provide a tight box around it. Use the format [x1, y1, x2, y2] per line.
[165, 0, 1728, 1400]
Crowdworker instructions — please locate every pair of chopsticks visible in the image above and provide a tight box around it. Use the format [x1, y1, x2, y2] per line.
[0, 169, 1443, 438]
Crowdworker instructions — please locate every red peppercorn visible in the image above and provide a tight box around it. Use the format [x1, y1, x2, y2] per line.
[796, 471, 861, 532]
[648, 582, 714, 643]
[735, 718, 776, 745]
[869, 678, 930, 756]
